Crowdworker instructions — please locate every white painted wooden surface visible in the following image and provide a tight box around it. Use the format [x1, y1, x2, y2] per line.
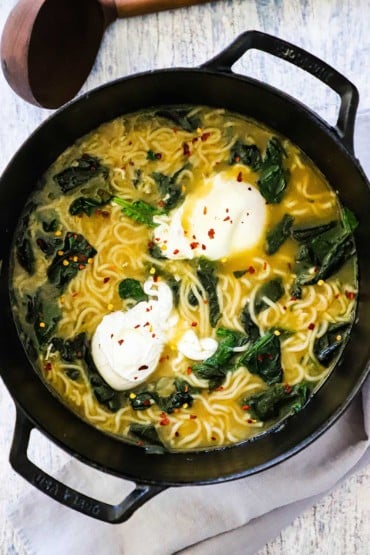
[0, 0, 369, 553]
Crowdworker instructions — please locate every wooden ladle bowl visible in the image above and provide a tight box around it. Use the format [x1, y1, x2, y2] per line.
[1, 0, 214, 109]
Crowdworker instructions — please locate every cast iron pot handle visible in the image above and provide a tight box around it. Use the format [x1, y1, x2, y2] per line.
[10, 408, 166, 523]
[202, 30, 359, 153]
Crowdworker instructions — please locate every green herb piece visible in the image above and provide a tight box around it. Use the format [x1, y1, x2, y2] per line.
[341, 207, 358, 233]
[233, 269, 247, 278]
[84, 349, 123, 412]
[51, 332, 86, 362]
[265, 214, 294, 255]
[113, 196, 164, 227]
[242, 382, 311, 421]
[65, 368, 80, 381]
[130, 379, 195, 414]
[196, 258, 221, 328]
[152, 165, 189, 210]
[188, 287, 201, 306]
[35, 236, 63, 257]
[42, 218, 58, 233]
[26, 287, 61, 346]
[192, 328, 247, 390]
[156, 109, 201, 132]
[148, 243, 167, 260]
[129, 423, 164, 447]
[313, 322, 351, 367]
[291, 221, 336, 243]
[69, 190, 112, 216]
[229, 141, 262, 170]
[47, 232, 97, 290]
[118, 278, 148, 302]
[54, 154, 109, 193]
[257, 137, 289, 204]
[239, 331, 282, 385]
[240, 279, 284, 340]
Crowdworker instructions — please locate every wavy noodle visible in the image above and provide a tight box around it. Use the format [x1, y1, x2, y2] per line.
[11, 105, 357, 451]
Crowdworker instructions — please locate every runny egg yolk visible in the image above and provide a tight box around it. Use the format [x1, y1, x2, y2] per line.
[153, 171, 268, 262]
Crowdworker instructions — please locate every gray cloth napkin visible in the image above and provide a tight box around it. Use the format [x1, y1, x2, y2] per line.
[8, 112, 370, 555]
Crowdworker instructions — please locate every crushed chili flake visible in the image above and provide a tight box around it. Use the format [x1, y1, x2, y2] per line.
[247, 419, 254, 424]
[143, 399, 151, 406]
[44, 362, 52, 372]
[263, 262, 267, 270]
[308, 323, 315, 330]
[152, 333, 156, 338]
[173, 249, 179, 255]
[241, 404, 250, 411]
[190, 241, 199, 249]
[155, 152, 162, 160]
[202, 244, 207, 250]
[284, 384, 293, 394]
[223, 216, 231, 222]
[158, 200, 165, 208]
[283, 306, 287, 310]
[175, 431, 180, 437]
[191, 321, 198, 327]
[134, 324, 141, 329]
[187, 367, 193, 375]
[118, 339, 124, 345]
[78, 264, 86, 270]
[211, 436, 216, 441]
[182, 142, 191, 156]
[103, 277, 110, 284]
[215, 386, 224, 391]
[153, 275, 159, 283]
[72, 292, 79, 297]
[192, 137, 198, 144]
[201, 132, 211, 142]
[234, 155, 240, 162]
[248, 266, 256, 274]
[208, 228, 215, 239]
[334, 293, 340, 299]
[190, 414, 197, 420]
[257, 354, 263, 362]
[160, 417, 170, 426]
[138, 364, 149, 371]
[203, 206, 208, 215]
[345, 291, 356, 300]
[287, 263, 292, 271]
[290, 296, 297, 301]
[143, 322, 150, 327]
[237, 171, 243, 182]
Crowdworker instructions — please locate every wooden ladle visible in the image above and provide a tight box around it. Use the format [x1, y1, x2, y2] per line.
[1, 0, 214, 109]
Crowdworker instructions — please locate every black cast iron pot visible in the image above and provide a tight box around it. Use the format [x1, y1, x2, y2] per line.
[1, 30, 370, 524]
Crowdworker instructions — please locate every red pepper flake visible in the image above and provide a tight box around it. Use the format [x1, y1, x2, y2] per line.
[267, 353, 273, 360]
[284, 384, 293, 394]
[241, 404, 250, 411]
[263, 262, 267, 270]
[234, 155, 240, 162]
[78, 264, 86, 271]
[226, 208, 229, 213]
[223, 216, 231, 222]
[158, 200, 165, 208]
[72, 292, 79, 297]
[283, 306, 287, 311]
[159, 357, 165, 363]
[201, 244, 207, 250]
[143, 322, 150, 327]
[201, 132, 211, 142]
[44, 362, 52, 372]
[247, 419, 254, 424]
[215, 386, 224, 391]
[345, 291, 356, 300]
[287, 263, 292, 271]
[308, 323, 315, 330]
[103, 277, 110, 284]
[187, 367, 193, 375]
[138, 364, 149, 371]
[128, 141, 132, 146]
[248, 266, 256, 274]
[143, 399, 151, 406]
[190, 414, 197, 420]
[334, 293, 340, 299]
[237, 171, 243, 182]
[208, 228, 215, 239]
[173, 249, 179, 255]
[129, 160, 134, 166]
[290, 296, 297, 301]
[257, 354, 264, 362]
[156, 152, 162, 160]
[100, 210, 110, 218]
[118, 339, 124, 345]
[182, 142, 191, 156]
[191, 321, 198, 327]
[134, 324, 141, 329]
[203, 206, 208, 215]
[172, 127, 178, 133]
[160, 417, 170, 426]
[211, 436, 216, 441]
[192, 137, 198, 144]
[192, 234, 197, 240]
[110, 334, 114, 338]
[153, 275, 159, 283]
[152, 333, 156, 338]
[190, 241, 199, 249]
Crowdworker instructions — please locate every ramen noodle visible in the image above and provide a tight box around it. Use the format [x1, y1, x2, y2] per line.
[11, 106, 357, 451]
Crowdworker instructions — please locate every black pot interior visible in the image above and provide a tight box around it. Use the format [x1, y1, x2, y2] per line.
[1, 69, 370, 485]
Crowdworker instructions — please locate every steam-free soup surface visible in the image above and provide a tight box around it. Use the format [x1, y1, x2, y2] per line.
[11, 106, 357, 451]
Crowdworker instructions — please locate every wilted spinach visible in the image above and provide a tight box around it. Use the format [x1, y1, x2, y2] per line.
[84, 348, 123, 412]
[242, 382, 311, 421]
[69, 189, 112, 216]
[257, 137, 289, 204]
[129, 379, 195, 414]
[118, 278, 148, 302]
[240, 279, 284, 340]
[239, 331, 282, 385]
[229, 140, 262, 170]
[196, 258, 221, 328]
[15, 202, 36, 275]
[156, 109, 201, 132]
[26, 287, 61, 346]
[129, 423, 164, 447]
[51, 332, 86, 362]
[265, 214, 294, 255]
[152, 165, 189, 210]
[313, 322, 351, 367]
[54, 154, 109, 193]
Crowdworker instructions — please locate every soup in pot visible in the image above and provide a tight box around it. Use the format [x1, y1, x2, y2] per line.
[11, 106, 358, 451]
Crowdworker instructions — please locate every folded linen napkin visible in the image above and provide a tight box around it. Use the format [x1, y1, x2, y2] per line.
[8, 113, 370, 555]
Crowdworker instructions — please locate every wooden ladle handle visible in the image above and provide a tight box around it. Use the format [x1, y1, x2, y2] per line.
[104, 0, 214, 19]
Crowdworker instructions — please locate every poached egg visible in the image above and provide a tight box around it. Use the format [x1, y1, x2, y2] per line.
[153, 171, 267, 262]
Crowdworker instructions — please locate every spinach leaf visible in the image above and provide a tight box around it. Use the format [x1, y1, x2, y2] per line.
[156, 109, 200, 132]
[132, 169, 142, 188]
[239, 332, 282, 385]
[240, 279, 284, 340]
[265, 214, 294, 255]
[229, 141, 262, 170]
[65, 369, 80, 381]
[196, 258, 221, 328]
[51, 332, 86, 362]
[257, 138, 289, 204]
[36, 236, 63, 257]
[69, 190, 112, 216]
[113, 196, 164, 227]
[47, 232, 97, 290]
[148, 243, 167, 260]
[26, 287, 61, 346]
[313, 322, 351, 367]
[291, 221, 336, 243]
[146, 150, 161, 161]
[15, 203, 36, 275]
[233, 269, 247, 278]
[42, 218, 58, 233]
[130, 379, 195, 414]
[129, 423, 164, 447]
[192, 328, 247, 389]
[118, 278, 148, 302]
[152, 165, 188, 210]
[54, 154, 109, 193]
[148, 266, 181, 306]
[342, 207, 358, 233]
[242, 382, 311, 421]
[84, 348, 123, 412]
